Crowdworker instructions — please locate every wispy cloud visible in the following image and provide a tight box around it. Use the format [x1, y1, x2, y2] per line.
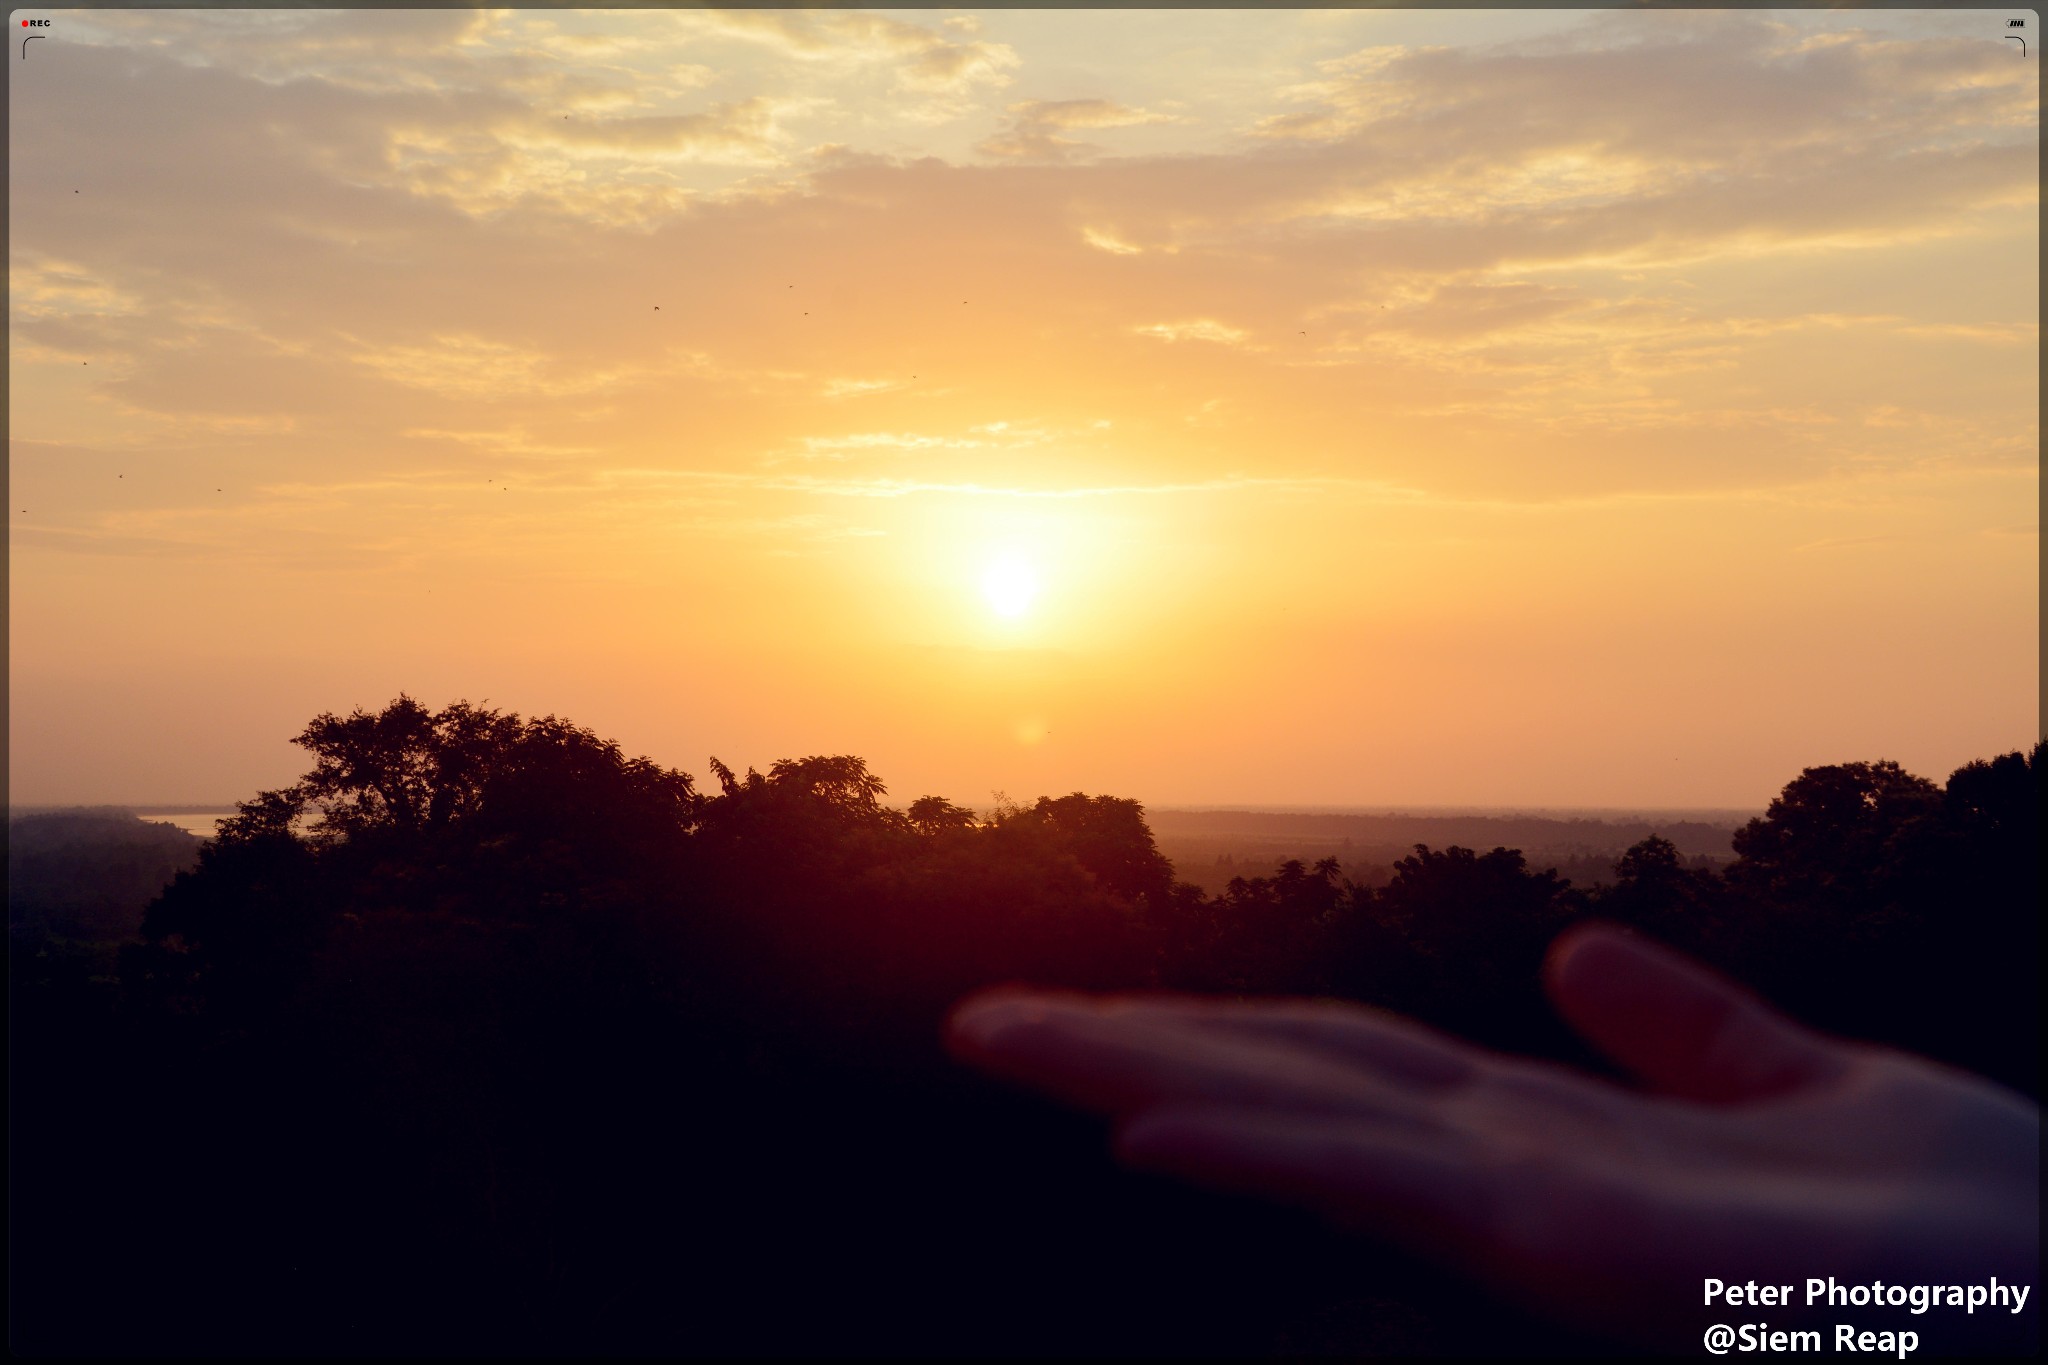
[1132, 319, 1253, 346]
[979, 98, 1173, 162]
[669, 9, 1018, 98]
[9, 10, 2034, 810]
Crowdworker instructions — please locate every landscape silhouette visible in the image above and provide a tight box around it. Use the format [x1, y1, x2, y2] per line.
[10, 696, 2038, 1355]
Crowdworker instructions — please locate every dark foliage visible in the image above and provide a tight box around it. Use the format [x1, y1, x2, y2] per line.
[8, 810, 200, 941]
[11, 700, 2039, 1355]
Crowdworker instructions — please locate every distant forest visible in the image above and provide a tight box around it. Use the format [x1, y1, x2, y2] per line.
[1146, 807, 1736, 898]
[11, 696, 2039, 1356]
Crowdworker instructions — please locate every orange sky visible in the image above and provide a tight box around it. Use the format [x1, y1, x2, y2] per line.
[7, 8, 2040, 810]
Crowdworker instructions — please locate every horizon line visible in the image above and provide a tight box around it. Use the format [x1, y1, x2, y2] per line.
[13, 799, 1764, 822]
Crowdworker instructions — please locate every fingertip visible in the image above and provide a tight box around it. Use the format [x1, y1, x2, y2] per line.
[1543, 920, 1707, 1056]
[942, 988, 1078, 1059]
[942, 990, 1028, 1056]
[1541, 920, 1636, 1009]
[1541, 921, 1841, 1101]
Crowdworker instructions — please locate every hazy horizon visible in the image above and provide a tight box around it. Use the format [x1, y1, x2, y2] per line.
[9, 8, 2039, 810]
[13, 797, 1767, 822]
[13, 796, 1768, 857]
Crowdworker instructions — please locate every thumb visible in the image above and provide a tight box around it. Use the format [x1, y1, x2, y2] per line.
[1543, 923, 1846, 1103]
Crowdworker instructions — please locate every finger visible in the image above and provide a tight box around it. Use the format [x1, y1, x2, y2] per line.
[1115, 1106, 1499, 1263]
[1091, 996, 1479, 1091]
[1543, 923, 1847, 1102]
[946, 991, 1449, 1125]
[1116, 1104, 1722, 1348]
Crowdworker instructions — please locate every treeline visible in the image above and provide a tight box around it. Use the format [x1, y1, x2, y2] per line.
[12, 696, 2040, 1356]
[8, 810, 201, 940]
[1148, 807, 1741, 857]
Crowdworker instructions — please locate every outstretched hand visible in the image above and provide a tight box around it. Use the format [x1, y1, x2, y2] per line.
[945, 925, 2039, 1350]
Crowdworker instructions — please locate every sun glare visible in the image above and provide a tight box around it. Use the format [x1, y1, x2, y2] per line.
[981, 555, 1039, 619]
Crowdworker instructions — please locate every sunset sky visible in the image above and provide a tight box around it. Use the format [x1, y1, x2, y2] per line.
[7, 8, 2039, 811]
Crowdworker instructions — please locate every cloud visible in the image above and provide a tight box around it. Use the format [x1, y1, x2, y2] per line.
[1263, 17, 2035, 160]
[598, 467, 1426, 504]
[402, 426, 601, 460]
[979, 99, 1174, 162]
[1894, 321, 2038, 345]
[1080, 226, 1145, 256]
[1792, 533, 1908, 553]
[819, 377, 906, 399]
[1132, 320, 1252, 346]
[795, 431, 992, 460]
[8, 255, 147, 322]
[787, 421, 1064, 462]
[38, 15, 826, 227]
[9, 9, 2035, 520]
[668, 9, 1018, 97]
[1193, 17, 2040, 277]
[504, 97, 792, 162]
[346, 334, 647, 401]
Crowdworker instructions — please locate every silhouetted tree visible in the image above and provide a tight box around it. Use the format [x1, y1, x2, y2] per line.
[995, 793, 1177, 908]
[138, 696, 703, 1020]
[1593, 834, 1727, 958]
[1726, 759, 1940, 917]
[1711, 749, 2041, 1094]
[1350, 844, 1584, 1050]
[1204, 856, 1354, 994]
[908, 796, 978, 836]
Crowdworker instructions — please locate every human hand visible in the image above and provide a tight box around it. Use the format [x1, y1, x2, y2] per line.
[945, 924, 2039, 1350]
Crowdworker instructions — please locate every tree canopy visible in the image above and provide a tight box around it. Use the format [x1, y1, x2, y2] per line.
[17, 695, 2037, 1356]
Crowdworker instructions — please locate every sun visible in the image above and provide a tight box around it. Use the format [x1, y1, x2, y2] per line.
[981, 554, 1039, 619]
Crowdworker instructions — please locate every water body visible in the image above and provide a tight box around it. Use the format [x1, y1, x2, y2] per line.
[130, 809, 237, 839]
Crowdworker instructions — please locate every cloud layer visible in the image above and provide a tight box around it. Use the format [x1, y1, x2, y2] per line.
[8, 9, 2037, 808]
